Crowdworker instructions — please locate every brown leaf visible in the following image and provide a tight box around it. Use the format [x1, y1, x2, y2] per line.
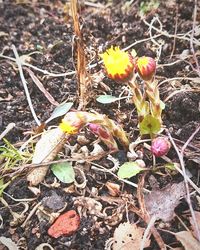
[189, 211, 200, 240]
[26, 68, 59, 106]
[175, 231, 200, 250]
[112, 222, 151, 250]
[27, 128, 66, 186]
[145, 182, 186, 222]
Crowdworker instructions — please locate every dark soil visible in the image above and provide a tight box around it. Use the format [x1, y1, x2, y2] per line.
[0, 0, 200, 249]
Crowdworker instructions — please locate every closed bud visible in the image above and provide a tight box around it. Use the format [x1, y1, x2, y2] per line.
[136, 56, 156, 81]
[151, 136, 171, 157]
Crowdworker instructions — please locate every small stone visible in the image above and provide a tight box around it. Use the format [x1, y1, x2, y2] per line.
[41, 191, 65, 212]
[48, 210, 80, 238]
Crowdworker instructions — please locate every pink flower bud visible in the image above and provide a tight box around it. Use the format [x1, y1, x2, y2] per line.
[88, 123, 118, 150]
[151, 136, 171, 157]
[136, 56, 156, 81]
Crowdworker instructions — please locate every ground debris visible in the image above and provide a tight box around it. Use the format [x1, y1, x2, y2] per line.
[144, 181, 186, 222]
[110, 222, 150, 250]
[41, 190, 65, 212]
[73, 197, 104, 218]
[175, 231, 200, 250]
[27, 127, 66, 186]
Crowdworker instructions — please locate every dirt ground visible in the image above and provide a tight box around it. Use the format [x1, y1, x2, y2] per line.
[0, 0, 200, 249]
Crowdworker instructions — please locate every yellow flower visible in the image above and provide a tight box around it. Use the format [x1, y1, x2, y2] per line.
[59, 120, 79, 134]
[100, 46, 134, 81]
[136, 56, 156, 81]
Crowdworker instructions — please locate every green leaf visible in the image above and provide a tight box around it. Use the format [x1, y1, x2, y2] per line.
[51, 162, 75, 183]
[164, 163, 177, 171]
[96, 95, 119, 104]
[117, 162, 145, 179]
[46, 102, 73, 124]
[0, 179, 10, 197]
[139, 115, 161, 135]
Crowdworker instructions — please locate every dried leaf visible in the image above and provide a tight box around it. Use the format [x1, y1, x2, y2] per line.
[112, 222, 150, 250]
[27, 128, 66, 186]
[0, 236, 19, 250]
[26, 68, 59, 106]
[145, 182, 186, 222]
[74, 197, 104, 217]
[189, 211, 200, 239]
[175, 231, 200, 250]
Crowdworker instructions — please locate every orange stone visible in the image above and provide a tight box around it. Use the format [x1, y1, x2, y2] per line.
[48, 210, 80, 238]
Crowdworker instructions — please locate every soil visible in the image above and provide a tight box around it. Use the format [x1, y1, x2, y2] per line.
[0, 0, 200, 250]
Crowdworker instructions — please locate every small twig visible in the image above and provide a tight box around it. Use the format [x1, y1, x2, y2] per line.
[12, 45, 41, 126]
[0, 54, 76, 77]
[21, 202, 42, 228]
[90, 161, 150, 192]
[3, 191, 37, 202]
[170, 7, 178, 59]
[190, 0, 200, 77]
[158, 76, 200, 87]
[167, 128, 200, 241]
[181, 125, 200, 155]
[143, 17, 200, 46]
[140, 215, 157, 250]
[0, 123, 15, 141]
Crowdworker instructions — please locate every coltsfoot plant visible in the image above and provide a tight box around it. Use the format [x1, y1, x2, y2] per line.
[100, 46, 164, 138]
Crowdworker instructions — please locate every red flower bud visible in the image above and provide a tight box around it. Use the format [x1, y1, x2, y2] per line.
[151, 136, 171, 157]
[136, 56, 156, 81]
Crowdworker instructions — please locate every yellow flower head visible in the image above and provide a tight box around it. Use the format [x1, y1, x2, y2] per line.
[59, 112, 85, 135]
[100, 46, 134, 81]
[136, 56, 156, 81]
[59, 120, 79, 134]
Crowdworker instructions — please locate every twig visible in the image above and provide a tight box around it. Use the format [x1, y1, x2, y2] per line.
[21, 202, 42, 228]
[0, 54, 76, 77]
[158, 76, 200, 87]
[170, 7, 178, 59]
[140, 215, 157, 250]
[12, 45, 41, 126]
[90, 161, 150, 192]
[0, 123, 15, 141]
[143, 17, 200, 46]
[167, 128, 200, 241]
[190, 0, 200, 77]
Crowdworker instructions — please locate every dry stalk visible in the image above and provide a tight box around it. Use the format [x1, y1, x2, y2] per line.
[12, 45, 41, 126]
[190, 0, 200, 77]
[70, 0, 91, 109]
[167, 126, 200, 241]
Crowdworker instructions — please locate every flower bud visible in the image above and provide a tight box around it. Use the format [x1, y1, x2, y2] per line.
[136, 56, 156, 81]
[151, 136, 171, 157]
[100, 46, 135, 82]
[88, 123, 118, 150]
